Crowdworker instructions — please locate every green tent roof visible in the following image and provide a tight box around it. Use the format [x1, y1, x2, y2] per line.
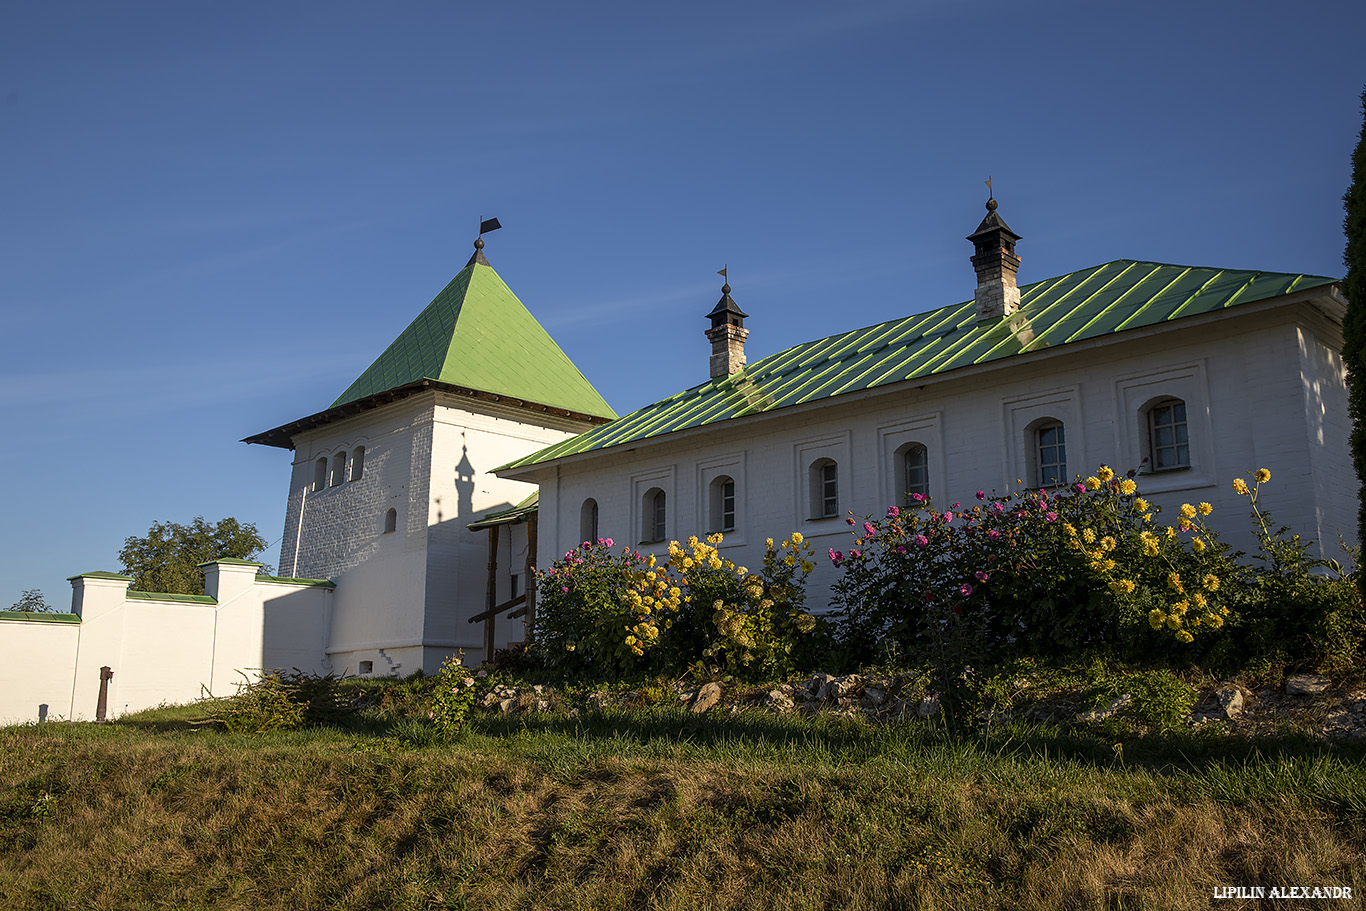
[331, 259, 615, 419]
[498, 260, 1339, 473]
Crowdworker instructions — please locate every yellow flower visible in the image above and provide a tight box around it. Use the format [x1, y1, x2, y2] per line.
[1233, 478, 1249, 496]
[646, 554, 657, 568]
[1207, 614, 1224, 629]
[1133, 497, 1149, 513]
[1176, 629, 1194, 643]
[1180, 503, 1197, 519]
[1082, 528, 1097, 544]
[784, 554, 796, 567]
[1168, 572, 1183, 593]
[1192, 592, 1207, 609]
[1203, 574, 1220, 591]
[1192, 538, 1206, 553]
[707, 532, 723, 545]
[1064, 523, 1078, 536]
[1119, 478, 1137, 496]
[1255, 468, 1271, 483]
[1166, 615, 1183, 630]
[1108, 579, 1136, 594]
[791, 531, 804, 545]
[1172, 599, 1189, 615]
[625, 635, 638, 646]
[1085, 476, 1102, 490]
[765, 537, 774, 549]
[1166, 527, 1177, 539]
[1149, 609, 1167, 630]
[1198, 502, 1213, 516]
[736, 566, 749, 577]
[800, 560, 815, 573]
[1097, 466, 1115, 482]
[1101, 559, 1116, 572]
[1100, 535, 1117, 552]
[708, 556, 722, 570]
[1178, 517, 1193, 532]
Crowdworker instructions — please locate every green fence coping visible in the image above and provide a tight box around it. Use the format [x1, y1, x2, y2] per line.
[126, 591, 218, 604]
[256, 575, 336, 587]
[0, 611, 81, 623]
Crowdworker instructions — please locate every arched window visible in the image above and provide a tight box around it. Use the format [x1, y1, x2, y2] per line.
[1147, 399, 1189, 470]
[643, 488, 666, 543]
[580, 498, 599, 544]
[383, 508, 398, 534]
[1035, 422, 1067, 487]
[330, 452, 347, 487]
[350, 446, 365, 481]
[709, 476, 736, 533]
[809, 459, 839, 519]
[899, 443, 929, 503]
[313, 457, 328, 492]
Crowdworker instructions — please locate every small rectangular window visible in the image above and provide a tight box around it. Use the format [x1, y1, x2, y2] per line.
[721, 479, 735, 532]
[1149, 401, 1190, 470]
[1037, 423, 1066, 487]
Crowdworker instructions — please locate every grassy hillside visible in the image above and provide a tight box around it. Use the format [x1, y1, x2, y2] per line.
[3, 686, 1364, 911]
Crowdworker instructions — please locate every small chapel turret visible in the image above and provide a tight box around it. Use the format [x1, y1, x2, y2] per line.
[705, 269, 749, 378]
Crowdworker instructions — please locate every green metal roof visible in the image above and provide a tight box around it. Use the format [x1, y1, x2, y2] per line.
[467, 491, 539, 531]
[331, 259, 616, 419]
[127, 591, 218, 604]
[499, 260, 1338, 472]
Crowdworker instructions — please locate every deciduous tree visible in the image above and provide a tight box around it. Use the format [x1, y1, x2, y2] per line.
[1344, 87, 1366, 580]
[9, 589, 55, 612]
[118, 517, 270, 595]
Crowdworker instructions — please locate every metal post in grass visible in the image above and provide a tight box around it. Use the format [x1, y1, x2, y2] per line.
[96, 665, 113, 723]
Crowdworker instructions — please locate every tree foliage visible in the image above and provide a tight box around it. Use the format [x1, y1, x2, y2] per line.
[9, 589, 55, 613]
[1343, 87, 1366, 582]
[118, 517, 270, 595]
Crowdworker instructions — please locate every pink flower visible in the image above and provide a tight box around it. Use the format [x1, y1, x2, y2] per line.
[1045, 512, 1058, 522]
[561, 586, 569, 593]
[975, 571, 989, 582]
[894, 545, 907, 554]
[976, 490, 986, 500]
[849, 548, 862, 560]
[994, 501, 1006, 512]
[915, 534, 929, 546]
[987, 529, 1001, 540]
[604, 538, 614, 547]
[911, 493, 926, 503]
[1074, 483, 1086, 494]
[581, 541, 591, 549]
[863, 522, 877, 537]
[943, 512, 954, 523]
[887, 505, 900, 517]
[959, 583, 973, 597]
[846, 517, 856, 526]
[829, 548, 843, 566]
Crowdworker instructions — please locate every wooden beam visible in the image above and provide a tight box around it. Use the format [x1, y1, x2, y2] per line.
[524, 512, 538, 637]
[484, 525, 499, 661]
[467, 592, 525, 625]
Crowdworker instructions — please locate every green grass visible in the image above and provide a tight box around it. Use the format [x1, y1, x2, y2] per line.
[2, 686, 1365, 911]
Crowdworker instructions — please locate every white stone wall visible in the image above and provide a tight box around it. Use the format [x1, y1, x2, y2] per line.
[525, 304, 1357, 613]
[0, 564, 333, 725]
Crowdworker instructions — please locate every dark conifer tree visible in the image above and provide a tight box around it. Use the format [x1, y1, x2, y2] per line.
[1343, 87, 1366, 581]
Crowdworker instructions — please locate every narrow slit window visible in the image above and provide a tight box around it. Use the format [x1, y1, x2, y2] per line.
[1036, 423, 1067, 487]
[902, 444, 929, 502]
[350, 446, 365, 481]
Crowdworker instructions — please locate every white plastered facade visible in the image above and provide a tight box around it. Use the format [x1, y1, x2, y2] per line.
[518, 300, 1357, 611]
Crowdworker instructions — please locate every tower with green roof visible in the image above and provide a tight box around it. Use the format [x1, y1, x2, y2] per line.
[246, 233, 614, 674]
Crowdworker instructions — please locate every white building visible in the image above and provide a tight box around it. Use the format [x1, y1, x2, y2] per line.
[2, 202, 1354, 724]
[496, 200, 1355, 604]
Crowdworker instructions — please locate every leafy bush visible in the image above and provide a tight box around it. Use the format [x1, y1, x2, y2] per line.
[428, 653, 488, 738]
[531, 534, 822, 680]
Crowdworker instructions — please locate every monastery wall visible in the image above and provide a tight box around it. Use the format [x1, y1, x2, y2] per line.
[0, 563, 332, 725]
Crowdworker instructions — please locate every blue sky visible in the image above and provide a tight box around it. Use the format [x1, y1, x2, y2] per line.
[2, 1, 1363, 609]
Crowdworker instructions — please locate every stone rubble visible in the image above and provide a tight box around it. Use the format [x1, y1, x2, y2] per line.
[465, 672, 1366, 740]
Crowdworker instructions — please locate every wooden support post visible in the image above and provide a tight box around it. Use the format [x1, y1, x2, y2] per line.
[484, 525, 499, 663]
[524, 512, 538, 639]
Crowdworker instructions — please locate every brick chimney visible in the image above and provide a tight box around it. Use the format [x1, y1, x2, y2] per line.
[967, 196, 1022, 321]
[705, 275, 749, 378]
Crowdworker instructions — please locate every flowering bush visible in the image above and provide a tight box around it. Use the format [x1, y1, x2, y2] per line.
[532, 534, 822, 679]
[428, 651, 488, 737]
[828, 467, 1241, 670]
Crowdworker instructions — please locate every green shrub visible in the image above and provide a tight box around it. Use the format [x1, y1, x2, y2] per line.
[428, 652, 488, 738]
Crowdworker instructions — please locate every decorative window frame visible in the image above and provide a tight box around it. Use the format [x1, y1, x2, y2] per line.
[1112, 361, 1215, 494]
[793, 431, 851, 535]
[695, 452, 746, 546]
[877, 413, 943, 508]
[1003, 386, 1083, 489]
[630, 466, 675, 548]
